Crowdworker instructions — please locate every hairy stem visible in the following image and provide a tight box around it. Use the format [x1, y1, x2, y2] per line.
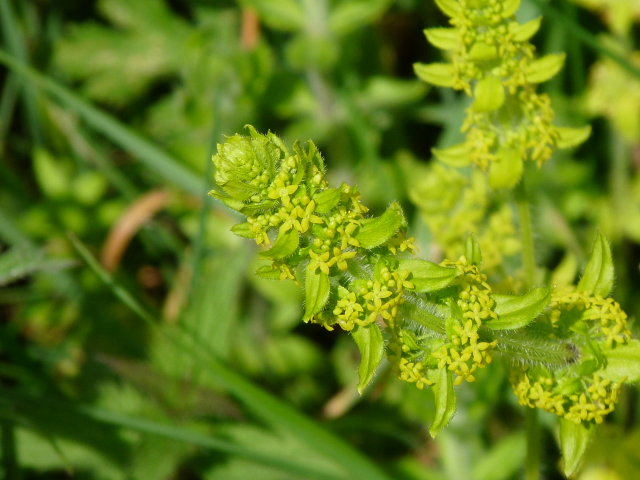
[489, 331, 578, 367]
[516, 179, 536, 288]
[525, 408, 540, 480]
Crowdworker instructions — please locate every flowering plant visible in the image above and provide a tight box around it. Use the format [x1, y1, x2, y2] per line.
[212, 0, 640, 476]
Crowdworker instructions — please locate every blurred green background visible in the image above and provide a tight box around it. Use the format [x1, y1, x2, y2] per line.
[1, 0, 639, 479]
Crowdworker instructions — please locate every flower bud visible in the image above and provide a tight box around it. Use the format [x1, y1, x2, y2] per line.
[213, 126, 287, 203]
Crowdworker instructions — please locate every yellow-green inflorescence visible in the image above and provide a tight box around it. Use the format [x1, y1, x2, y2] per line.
[511, 288, 630, 424]
[406, 161, 520, 272]
[415, 0, 591, 189]
[212, 127, 502, 396]
[391, 257, 498, 388]
[212, 127, 635, 431]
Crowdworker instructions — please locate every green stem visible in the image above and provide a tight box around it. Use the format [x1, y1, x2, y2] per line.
[525, 408, 540, 480]
[516, 175, 540, 478]
[516, 182, 536, 288]
[489, 331, 577, 367]
[1, 420, 19, 480]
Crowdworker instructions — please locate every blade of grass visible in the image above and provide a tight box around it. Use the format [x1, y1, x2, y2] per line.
[0, 72, 19, 154]
[0, 0, 42, 145]
[0, 246, 74, 287]
[3, 390, 346, 480]
[0, 208, 33, 246]
[1, 420, 19, 480]
[0, 50, 204, 195]
[79, 405, 344, 480]
[531, 0, 640, 80]
[189, 102, 221, 293]
[69, 234, 392, 480]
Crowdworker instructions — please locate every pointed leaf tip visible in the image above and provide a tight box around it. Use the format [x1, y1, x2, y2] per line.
[577, 232, 613, 297]
[352, 324, 384, 393]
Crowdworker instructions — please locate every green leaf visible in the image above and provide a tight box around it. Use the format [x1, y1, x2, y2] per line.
[0, 247, 73, 287]
[424, 28, 460, 51]
[473, 75, 505, 112]
[33, 148, 71, 198]
[600, 339, 640, 382]
[559, 418, 593, 478]
[0, 51, 203, 195]
[352, 324, 384, 393]
[70, 237, 392, 480]
[468, 42, 498, 62]
[464, 236, 482, 266]
[501, 0, 521, 18]
[428, 368, 456, 438]
[329, 0, 391, 36]
[230, 222, 256, 239]
[473, 432, 526, 480]
[255, 265, 283, 280]
[511, 17, 542, 42]
[397, 259, 459, 292]
[434, 0, 462, 18]
[260, 228, 299, 259]
[313, 188, 341, 214]
[432, 142, 472, 167]
[488, 148, 523, 189]
[556, 125, 592, 149]
[303, 267, 330, 321]
[525, 53, 566, 84]
[356, 202, 406, 249]
[487, 287, 551, 330]
[577, 232, 614, 296]
[242, 0, 305, 31]
[413, 62, 456, 88]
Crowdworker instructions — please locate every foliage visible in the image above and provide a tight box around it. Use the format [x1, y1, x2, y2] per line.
[1, 0, 640, 479]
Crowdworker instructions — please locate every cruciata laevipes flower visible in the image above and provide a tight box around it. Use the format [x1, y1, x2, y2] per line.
[415, 0, 592, 189]
[211, 127, 638, 438]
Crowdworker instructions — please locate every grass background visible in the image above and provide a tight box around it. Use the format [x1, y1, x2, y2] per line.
[1, 0, 639, 478]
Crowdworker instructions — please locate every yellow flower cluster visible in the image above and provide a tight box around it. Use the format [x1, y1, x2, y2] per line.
[390, 257, 498, 387]
[512, 370, 622, 424]
[434, 258, 498, 384]
[511, 286, 629, 425]
[306, 185, 368, 275]
[550, 289, 630, 348]
[244, 155, 326, 245]
[330, 267, 414, 331]
[417, 0, 590, 188]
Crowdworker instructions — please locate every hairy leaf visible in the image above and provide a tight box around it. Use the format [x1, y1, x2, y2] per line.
[432, 143, 472, 167]
[577, 232, 614, 296]
[356, 202, 406, 249]
[424, 28, 460, 51]
[525, 53, 566, 84]
[511, 17, 542, 42]
[303, 268, 330, 321]
[556, 126, 592, 149]
[428, 368, 456, 438]
[559, 418, 593, 478]
[397, 259, 459, 292]
[434, 0, 462, 18]
[488, 287, 551, 330]
[414, 62, 456, 87]
[352, 324, 384, 393]
[260, 228, 299, 259]
[600, 339, 640, 382]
